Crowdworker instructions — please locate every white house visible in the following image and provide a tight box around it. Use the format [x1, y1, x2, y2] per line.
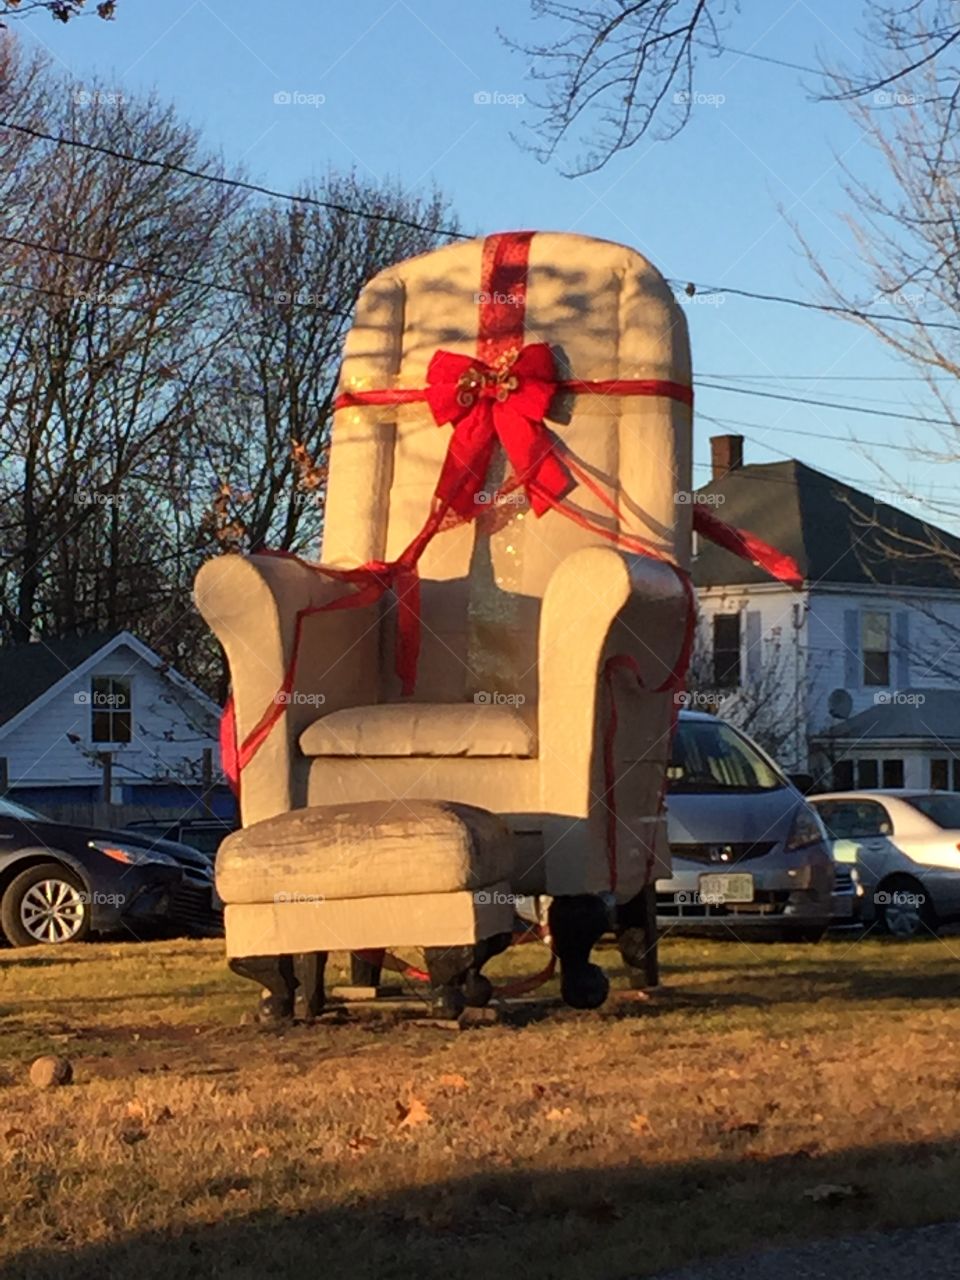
[0, 630, 231, 816]
[691, 436, 960, 791]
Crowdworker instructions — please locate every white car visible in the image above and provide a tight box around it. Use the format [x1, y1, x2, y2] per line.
[810, 790, 960, 938]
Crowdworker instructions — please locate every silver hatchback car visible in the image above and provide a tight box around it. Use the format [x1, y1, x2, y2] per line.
[656, 711, 851, 940]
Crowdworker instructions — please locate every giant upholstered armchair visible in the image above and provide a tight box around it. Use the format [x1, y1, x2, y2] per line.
[196, 231, 693, 1009]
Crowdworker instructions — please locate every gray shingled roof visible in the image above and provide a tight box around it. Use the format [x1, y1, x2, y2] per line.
[817, 689, 960, 741]
[0, 632, 119, 728]
[693, 459, 960, 589]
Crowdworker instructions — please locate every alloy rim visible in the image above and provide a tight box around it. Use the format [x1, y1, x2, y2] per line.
[19, 879, 86, 943]
[884, 899, 922, 938]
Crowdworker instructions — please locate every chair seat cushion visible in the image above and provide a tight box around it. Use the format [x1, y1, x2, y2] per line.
[216, 799, 515, 903]
[298, 702, 536, 758]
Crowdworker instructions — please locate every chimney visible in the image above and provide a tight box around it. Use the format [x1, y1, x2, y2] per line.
[710, 434, 744, 481]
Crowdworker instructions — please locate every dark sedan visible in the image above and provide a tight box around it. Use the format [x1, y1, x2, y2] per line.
[0, 796, 221, 946]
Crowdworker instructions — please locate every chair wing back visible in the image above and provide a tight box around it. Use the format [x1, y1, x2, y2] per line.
[324, 233, 693, 708]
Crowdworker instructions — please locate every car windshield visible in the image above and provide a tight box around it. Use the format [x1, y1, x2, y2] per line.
[905, 794, 960, 830]
[668, 718, 784, 793]
[0, 796, 44, 820]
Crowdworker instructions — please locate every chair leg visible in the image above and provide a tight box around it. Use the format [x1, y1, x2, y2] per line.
[350, 948, 385, 989]
[617, 885, 660, 988]
[229, 954, 296, 1023]
[423, 945, 474, 1018]
[462, 931, 512, 1007]
[294, 951, 328, 1018]
[549, 895, 610, 1010]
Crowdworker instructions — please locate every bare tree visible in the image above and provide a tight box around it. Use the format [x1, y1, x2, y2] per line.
[0, 2, 115, 24]
[507, 0, 960, 173]
[0, 65, 241, 651]
[789, 12, 960, 576]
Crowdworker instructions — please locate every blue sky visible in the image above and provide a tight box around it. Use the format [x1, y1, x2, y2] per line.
[17, 0, 958, 526]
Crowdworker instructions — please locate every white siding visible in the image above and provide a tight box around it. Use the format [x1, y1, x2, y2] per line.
[0, 643, 219, 792]
[806, 590, 960, 736]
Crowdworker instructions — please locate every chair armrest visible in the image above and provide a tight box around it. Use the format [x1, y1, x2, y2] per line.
[538, 545, 689, 898]
[194, 553, 381, 823]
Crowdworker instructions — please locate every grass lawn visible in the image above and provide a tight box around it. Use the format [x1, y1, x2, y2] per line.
[2, 932, 960, 1279]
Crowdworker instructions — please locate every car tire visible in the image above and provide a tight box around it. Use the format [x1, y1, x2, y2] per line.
[1, 862, 91, 947]
[875, 875, 936, 940]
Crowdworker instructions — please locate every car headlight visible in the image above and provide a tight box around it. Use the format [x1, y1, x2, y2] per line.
[89, 840, 179, 868]
[784, 805, 827, 853]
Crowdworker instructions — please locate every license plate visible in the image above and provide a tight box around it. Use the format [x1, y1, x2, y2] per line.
[698, 872, 754, 904]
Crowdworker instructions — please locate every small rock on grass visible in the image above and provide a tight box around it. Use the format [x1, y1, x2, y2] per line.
[29, 1056, 72, 1089]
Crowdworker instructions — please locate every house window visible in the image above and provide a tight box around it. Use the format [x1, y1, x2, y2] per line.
[712, 614, 741, 688]
[90, 676, 131, 744]
[832, 759, 854, 790]
[932, 757, 960, 791]
[857, 759, 879, 789]
[882, 759, 904, 789]
[861, 611, 890, 687]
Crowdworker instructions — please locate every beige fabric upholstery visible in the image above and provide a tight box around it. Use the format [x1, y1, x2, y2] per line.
[299, 703, 535, 758]
[223, 889, 515, 959]
[195, 232, 693, 904]
[216, 800, 514, 902]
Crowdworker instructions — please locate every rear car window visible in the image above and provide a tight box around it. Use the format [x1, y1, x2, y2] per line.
[813, 799, 892, 838]
[905, 794, 960, 830]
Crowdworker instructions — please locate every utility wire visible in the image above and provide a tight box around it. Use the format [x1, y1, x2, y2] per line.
[0, 232, 354, 317]
[697, 380, 960, 428]
[670, 281, 960, 335]
[0, 119, 467, 241]
[4, 115, 960, 339]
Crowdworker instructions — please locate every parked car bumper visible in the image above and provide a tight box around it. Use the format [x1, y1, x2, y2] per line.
[656, 842, 835, 935]
[87, 864, 183, 934]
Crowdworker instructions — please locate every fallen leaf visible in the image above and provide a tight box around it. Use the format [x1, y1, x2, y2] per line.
[125, 1100, 146, 1121]
[545, 1107, 572, 1121]
[396, 1096, 431, 1128]
[438, 1073, 468, 1090]
[347, 1133, 378, 1154]
[251, 1146, 271, 1160]
[629, 1113, 653, 1135]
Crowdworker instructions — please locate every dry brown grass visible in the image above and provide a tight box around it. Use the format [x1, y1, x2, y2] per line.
[2, 933, 960, 1279]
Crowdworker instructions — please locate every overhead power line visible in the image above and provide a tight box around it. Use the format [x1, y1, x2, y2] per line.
[4, 115, 960, 339]
[698, 380, 960, 428]
[671, 281, 960, 335]
[0, 119, 467, 242]
[0, 232, 353, 317]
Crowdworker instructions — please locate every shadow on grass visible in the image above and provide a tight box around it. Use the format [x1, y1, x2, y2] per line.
[5, 1138, 960, 1280]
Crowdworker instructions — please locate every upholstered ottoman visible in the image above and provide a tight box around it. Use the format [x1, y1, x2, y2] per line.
[216, 799, 517, 1019]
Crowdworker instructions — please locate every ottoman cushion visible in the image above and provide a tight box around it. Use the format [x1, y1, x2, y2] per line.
[216, 799, 515, 904]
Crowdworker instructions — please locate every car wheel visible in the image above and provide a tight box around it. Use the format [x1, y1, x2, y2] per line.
[1, 862, 91, 947]
[876, 876, 936, 939]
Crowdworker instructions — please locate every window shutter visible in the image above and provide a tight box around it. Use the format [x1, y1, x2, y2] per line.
[843, 609, 860, 688]
[895, 611, 910, 689]
[744, 610, 762, 682]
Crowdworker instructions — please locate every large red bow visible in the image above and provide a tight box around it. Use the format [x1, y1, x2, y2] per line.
[422, 344, 573, 517]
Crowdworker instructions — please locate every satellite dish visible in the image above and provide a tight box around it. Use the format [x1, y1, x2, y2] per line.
[828, 688, 854, 720]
